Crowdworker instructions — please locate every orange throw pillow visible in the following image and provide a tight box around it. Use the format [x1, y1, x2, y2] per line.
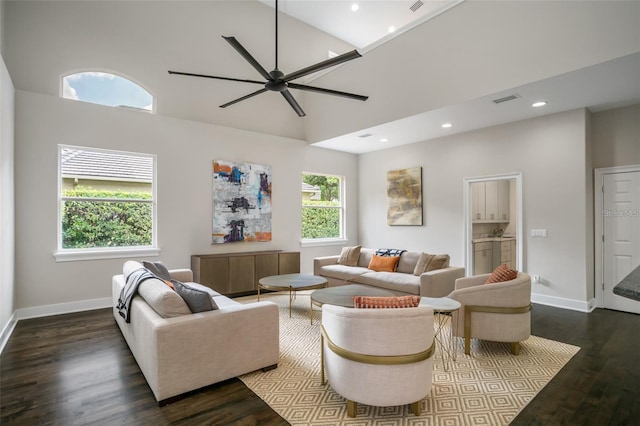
[485, 264, 518, 284]
[368, 254, 399, 272]
[354, 295, 421, 309]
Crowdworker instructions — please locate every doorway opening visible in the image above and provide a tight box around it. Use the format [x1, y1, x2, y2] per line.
[463, 173, 523, 277]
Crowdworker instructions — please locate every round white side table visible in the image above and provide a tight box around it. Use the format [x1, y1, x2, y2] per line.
[420, 297, 461, 371]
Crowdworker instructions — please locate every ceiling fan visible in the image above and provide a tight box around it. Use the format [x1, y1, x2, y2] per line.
[168, 0, 368, 117]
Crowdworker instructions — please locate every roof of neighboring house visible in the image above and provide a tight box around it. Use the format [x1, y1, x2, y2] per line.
[302, 182, 320, 193]
[61, 148, 152, 182]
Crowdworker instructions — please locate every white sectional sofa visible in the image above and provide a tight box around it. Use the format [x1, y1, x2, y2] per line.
[112, 261, 279, 404]
[314, 248, 465, 297]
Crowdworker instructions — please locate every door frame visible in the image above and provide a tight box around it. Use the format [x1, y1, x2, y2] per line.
[463, 172, 523, 277]
[594, 164, 640, 308]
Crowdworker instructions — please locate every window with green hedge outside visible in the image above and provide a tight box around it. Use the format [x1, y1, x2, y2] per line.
[58, 146, 156, 252]
[302, 173, 344, 240]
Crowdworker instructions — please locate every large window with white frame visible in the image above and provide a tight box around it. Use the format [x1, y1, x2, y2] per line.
[55, 145, 158, 261]
[301, 172, 345, 241]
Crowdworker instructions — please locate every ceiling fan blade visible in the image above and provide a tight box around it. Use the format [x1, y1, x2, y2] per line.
[282, 50, 362, 82]
[222, 36, 272, 81]
[220, 88, 268, 109]
[287, 82, 368, 101]
[168, 70, 265, 85]
[280, 89, 306, 117]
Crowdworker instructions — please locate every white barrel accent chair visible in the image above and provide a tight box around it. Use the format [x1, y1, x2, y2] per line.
[320, 304, 435, 417]
[448, 272, 532, 355]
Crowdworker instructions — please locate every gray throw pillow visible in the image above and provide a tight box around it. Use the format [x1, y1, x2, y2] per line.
[172, 280, 218, 313]
[142, 261, 172, 281]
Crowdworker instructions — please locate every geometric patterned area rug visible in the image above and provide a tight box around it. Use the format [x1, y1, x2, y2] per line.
[237, 291, 580, 426]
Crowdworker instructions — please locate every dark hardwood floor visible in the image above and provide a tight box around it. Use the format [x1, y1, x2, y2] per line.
[1, 304, 638, 425]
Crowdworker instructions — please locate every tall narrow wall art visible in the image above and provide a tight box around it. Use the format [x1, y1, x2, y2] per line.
[387, 166, 423, 226]
[212, 160, 272, 243]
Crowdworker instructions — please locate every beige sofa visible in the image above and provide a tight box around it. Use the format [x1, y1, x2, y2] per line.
[314, 248, 465, 297]
[112, 261, 279, 404]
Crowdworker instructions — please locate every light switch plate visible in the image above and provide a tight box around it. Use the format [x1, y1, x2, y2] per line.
[531, 229, 547, 238]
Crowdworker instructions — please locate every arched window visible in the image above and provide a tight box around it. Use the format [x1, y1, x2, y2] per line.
[61, 71, 153, 112]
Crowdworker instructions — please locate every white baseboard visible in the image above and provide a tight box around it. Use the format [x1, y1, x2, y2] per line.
[0, 312, 18, 355]
[15, 297, 113, 320]
[532, 293, 596, 313]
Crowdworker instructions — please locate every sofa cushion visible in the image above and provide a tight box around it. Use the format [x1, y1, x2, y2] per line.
[337, 245, 361, 266]
[173, 280, 218, 313]
[138, 278, 192, 318]
[319, 264, 372, 281]
[397, 251, 420, 274]
[413, 253, 450, 275]
[356, 248, 376, 268]
[352, 272, 421, 295]
[142, 260, 172, 281]
[485, 264, 518, 284]
[354, 295, 421, 309]
[368, 254, 399, 272]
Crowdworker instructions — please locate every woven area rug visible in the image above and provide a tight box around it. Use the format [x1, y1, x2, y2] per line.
[237, 291, 580, 425]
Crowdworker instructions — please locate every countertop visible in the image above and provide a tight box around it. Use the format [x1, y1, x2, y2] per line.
[472, 236, 516, 243]
[613, 265, 640, 302]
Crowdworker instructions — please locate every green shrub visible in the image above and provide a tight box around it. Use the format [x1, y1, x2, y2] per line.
[302, 201, 340, 239]
[62, 188, 152, 249]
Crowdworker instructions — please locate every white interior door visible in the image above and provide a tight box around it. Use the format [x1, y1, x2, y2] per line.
[603, 171, 640, 314]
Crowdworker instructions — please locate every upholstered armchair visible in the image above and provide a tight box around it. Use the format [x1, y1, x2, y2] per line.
[448, 272, 531, 355]
[320, 304, 435, 417]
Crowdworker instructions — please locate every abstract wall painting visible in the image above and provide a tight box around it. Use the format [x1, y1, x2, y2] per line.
[386, 166, 423, 226]
[212, 160, 272, 243]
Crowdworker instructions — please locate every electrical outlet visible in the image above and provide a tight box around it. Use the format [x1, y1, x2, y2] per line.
[533, 275, 540, 283]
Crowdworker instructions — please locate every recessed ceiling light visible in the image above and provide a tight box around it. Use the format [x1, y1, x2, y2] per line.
[388, 26, 396, 33]
[532, 101, 547, 108]
[441, 123, 453, 128]
[351, 3, 359, 12]
[380, 138, 388, 142]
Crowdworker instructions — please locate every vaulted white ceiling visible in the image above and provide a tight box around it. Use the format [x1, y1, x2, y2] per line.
[4, 1, 640, 153]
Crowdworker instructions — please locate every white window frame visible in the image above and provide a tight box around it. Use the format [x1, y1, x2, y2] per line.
[54, 145, 159, 262]
[300, 172, 347, 247]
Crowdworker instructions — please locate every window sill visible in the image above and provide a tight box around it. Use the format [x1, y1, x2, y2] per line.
[300, 238, 348, 248]
[53, 247, 161, 262]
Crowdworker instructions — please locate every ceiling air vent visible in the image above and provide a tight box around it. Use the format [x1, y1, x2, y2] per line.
[358, 133, 373, 138]
[410, 1, 424, 12]
[492, 94, 521, 104]
[409, 0, 424, 12]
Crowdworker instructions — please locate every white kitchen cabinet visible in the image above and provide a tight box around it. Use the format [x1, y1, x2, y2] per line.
[471, 182, 486, 221]
[498, 180, 510, 221]
[473, 241, 493, 274]
[472, 180, 510, 223]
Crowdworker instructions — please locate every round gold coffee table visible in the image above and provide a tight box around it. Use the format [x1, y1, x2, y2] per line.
[258, 273, 328, 319]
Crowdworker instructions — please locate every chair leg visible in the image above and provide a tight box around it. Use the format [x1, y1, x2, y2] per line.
[510, 342, 521, 355]
[347, 400, 357, 418]
[410, 401, 421, 416]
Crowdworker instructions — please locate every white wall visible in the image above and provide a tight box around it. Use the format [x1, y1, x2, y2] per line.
[0, 53, 15, 341]
[358, 109, 592, 310]
[591, 105, 640, 169]
[13, 90, 358, 312]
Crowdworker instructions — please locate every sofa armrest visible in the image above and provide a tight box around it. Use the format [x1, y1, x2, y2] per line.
[169, 269, 193, 282]
[454, 274, 490, 290]
[419, 266, 465, 297]
[314, 255, 340, 275]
